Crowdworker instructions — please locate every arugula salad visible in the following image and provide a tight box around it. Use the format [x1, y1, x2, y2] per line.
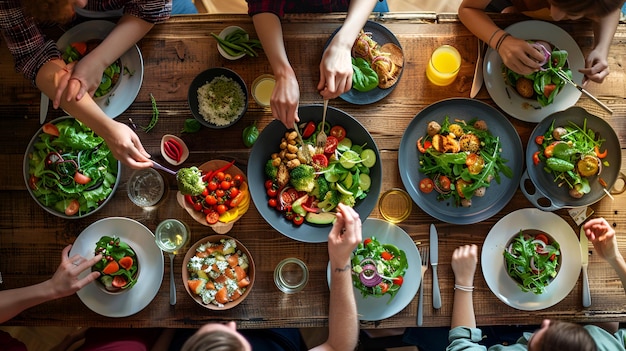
[26, 118, 119, 217]
[532, 118, 609, 199]
[503, 230, 560, 295]
[351, 237, 407, 302]
[416, 116, 513, 207]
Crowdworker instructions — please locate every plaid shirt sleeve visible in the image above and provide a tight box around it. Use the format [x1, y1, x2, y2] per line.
[0, 0, 62, 83]
[118, 0, 172, 24]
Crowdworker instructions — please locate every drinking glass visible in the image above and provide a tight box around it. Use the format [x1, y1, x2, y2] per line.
[274, 258, 308, 293]
[251, 74, 275, 108]
[127, 168, 165, 207]
[426, 45, 461, 86]
[378, 188, 412, 224]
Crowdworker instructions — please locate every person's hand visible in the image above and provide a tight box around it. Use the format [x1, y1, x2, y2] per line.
[451, 244, 478, 287]
[583, 218, 621, 263]
[579, 48, 610, 85]
[328, 203, 362, 268]
[49, 245, 102, 299]
[318, 40, 353, 99]
[498, 36, 544, 75]
[100, 121, 153, 169]
[270, 71, 300, 128]
[52, 55, 107, 108]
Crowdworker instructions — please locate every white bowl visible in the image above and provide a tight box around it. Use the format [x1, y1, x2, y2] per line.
[161, 134, 189, 166]
[217, 26, 246, 60]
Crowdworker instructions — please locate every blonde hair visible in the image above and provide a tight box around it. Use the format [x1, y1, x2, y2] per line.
[181, 330, 246, 351]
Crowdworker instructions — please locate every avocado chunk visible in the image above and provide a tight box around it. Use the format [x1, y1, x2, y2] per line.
[305, 212, 337, 225]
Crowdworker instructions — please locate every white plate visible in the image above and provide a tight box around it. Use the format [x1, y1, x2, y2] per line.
[481, 208, 581, 311]
[483, 20, 583, 123]
[57, 20, 144, 118]
[69, 217, 164, 317]
[327, 218, 420, 321]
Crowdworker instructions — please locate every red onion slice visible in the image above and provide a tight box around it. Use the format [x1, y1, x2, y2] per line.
[531, 43, 551, 70]
[359, 259, 382, 287]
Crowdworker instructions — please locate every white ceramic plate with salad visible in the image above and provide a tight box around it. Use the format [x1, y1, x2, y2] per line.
[327, 218, 420, 321]
[483, 20, 583, 123]
[57, 20, 144, 118]
[481, 208, 581, 311]
[69, 217, 164, 317]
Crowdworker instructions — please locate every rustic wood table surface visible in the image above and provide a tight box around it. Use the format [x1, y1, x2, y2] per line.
[1, 13, 625, 329]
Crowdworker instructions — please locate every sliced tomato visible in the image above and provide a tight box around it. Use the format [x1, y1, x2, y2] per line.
[205, 211, 219, 224]
[363, 238, 372, 246]
[465, 153, 485, 175]
[324, 136, 339, 154]
[378, 282, 389, 293]
[64, 199, 80, 216]
[280, 188, 299, 205]
[42, 123, 59, 137]
[543, 84, 556, 98]
[419, 178, 434, 193]
[302, 121, 316, 138]
[70, 42, 87, 56]
[73, 171, 91, 185]
[534, 233, 549, 244]
[311, 154, 328, 169]
[435, 175, 452, 192]
[456, 179, 471, 199]
[112, 275, 127, 288]
[119, 256, 133, 270]
[392, 276, 404, 286]
[329, 125, 346, 141]
[28, 175, 39, 190]
[381, 251, 394, 261]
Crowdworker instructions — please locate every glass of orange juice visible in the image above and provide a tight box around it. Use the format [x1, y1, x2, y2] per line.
[251, 74, 275, 108]
[426, 45, 462, 86]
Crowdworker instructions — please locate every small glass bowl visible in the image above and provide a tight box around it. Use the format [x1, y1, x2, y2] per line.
[378, 188, 412, 223]
[274, 258, 309, 294]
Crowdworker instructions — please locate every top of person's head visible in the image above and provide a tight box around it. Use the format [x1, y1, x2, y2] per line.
[182, 328, 249, 351]
[529, 320, 596, 351]
[20, 0, 76, 23]
[548, 0, 625, 18]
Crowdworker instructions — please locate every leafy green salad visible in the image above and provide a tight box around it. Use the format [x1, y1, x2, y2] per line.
[26, 118, 119, 217]
[351, 237, 408, 302]
[93, 235, 138, 291]
[503, 231, 560, 295]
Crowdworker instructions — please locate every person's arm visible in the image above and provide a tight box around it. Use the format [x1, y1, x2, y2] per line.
[54, 15, 155, 104]
[579, 9, 620, 84]
[311, 203, 362, 351]
[458, 0, 543, 75]
[0, 245, 101, 324]
[317, 0, 377, 99]
[252, 12, 300, 128]
[450, 244, 478, 329]
[583, 218, 626, 294]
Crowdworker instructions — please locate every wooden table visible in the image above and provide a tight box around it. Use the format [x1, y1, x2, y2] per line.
[1, 13, 625, 329]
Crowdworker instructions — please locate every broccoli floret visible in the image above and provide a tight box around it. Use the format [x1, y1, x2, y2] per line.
[176, 167, 206, 196]
[289, 164, 316, 192]
[318, 190, 340, 212]
[339, 193, 356, 207]
[265, 159, 278, 180]
[312, 176, 330, 198]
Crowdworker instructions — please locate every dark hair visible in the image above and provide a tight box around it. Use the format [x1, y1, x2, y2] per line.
[547, 0, 625, 18]
[181, 330, 246, 351]
[531, 320, 597, 351]
[20, 0, 75, 23]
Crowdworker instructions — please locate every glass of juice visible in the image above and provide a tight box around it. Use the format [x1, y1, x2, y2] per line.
[251, 74, 275, 108]
[426, 45, 462, 86]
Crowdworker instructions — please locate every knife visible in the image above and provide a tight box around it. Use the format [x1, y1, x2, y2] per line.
[39, 93, 49, 125]
[470, 39, 487, 98]
[580, 227, 591, 307]
[430, 223, 441, 309]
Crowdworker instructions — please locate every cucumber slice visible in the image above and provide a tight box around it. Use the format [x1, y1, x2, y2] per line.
[342, 173, 353, 189]
[339, 150, 360, 169]
[338, 137, 352, 149]
[359, 173, 371, 191]
[324, 172, 340, 183]
[360, 149, 376, 168]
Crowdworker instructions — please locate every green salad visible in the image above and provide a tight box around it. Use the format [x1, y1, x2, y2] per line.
[26, 118, 119, 217]
[503, 230, 560, 294]
[351, 237, 408, 302]
[93, 235, 138, 291]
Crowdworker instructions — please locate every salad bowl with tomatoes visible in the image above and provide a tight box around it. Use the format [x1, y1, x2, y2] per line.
[248, 105, 382, 243]
[176, 160, 250, 234]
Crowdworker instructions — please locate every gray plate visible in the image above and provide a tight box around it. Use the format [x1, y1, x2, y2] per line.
[248, 105, 382, 243]
[399, 98, 523, 224]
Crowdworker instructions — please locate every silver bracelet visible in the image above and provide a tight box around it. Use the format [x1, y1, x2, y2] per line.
[454, 284, 474, 292]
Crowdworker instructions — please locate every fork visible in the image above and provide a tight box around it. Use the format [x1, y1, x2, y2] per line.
[417, 246, 429, 326]
[555, 69, 613, 113]
[316, 99, 329, 150]
[293, 122, 312, 163]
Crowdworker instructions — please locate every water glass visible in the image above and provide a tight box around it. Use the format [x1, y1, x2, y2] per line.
[426, 45, 461, 86]
[274, 258, 309, 293]
[127, 168, 165, 207]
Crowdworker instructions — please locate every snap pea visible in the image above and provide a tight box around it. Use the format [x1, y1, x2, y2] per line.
[211, 30, 263, 58]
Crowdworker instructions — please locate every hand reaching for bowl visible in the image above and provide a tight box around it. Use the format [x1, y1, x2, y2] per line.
[49, 245, 102, 299]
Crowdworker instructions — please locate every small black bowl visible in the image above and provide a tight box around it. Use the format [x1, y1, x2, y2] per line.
[188, 67, 248, 129]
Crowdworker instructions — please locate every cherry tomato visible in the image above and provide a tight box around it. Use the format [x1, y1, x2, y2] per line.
[267, 187, 278, 198]
[233, 174, 244, 186]
[311, 154, 328, 169]
[268, 198, 278, 207]
[215, 171, 225, 181]
[419, 178, 434, 193]
[73, 171, 91, 185]
[535, 135, 544, 145]
[216, 189, 225, 198]
[265, 179, 274, 189]
[329, 125, 346, 141]
[206, 211, 220, 224]
[378, 282, 389, 293]
[216, 204, 228, 215]
[392, 276, 404, 286]
[208, 181, 218, 191]
[284, 211, 295, 220]
[302, 121, 316, 138]
[324, 136, 339, 154]
[381, 251, 394, 261]
[363, 238, 372, 246]
[112, 276, 127, 288]
[28, 175, 39, 190]
[220, 180, 231, 190]
[201, 188, 209, 197]
[193, 202, 203, 211]
[64, 199, 80, 216]
[436, 175, 452, 192]
[229, 187, 240, 198]
[465, 153, 485, 175]
[292, 214, 304, 226]
[205, 195, 218, 206]
[550, 253, 556, 261]
[534, 233, 549, 244]
[456, 179, 471, 199]
[224, 173, 233, 182]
